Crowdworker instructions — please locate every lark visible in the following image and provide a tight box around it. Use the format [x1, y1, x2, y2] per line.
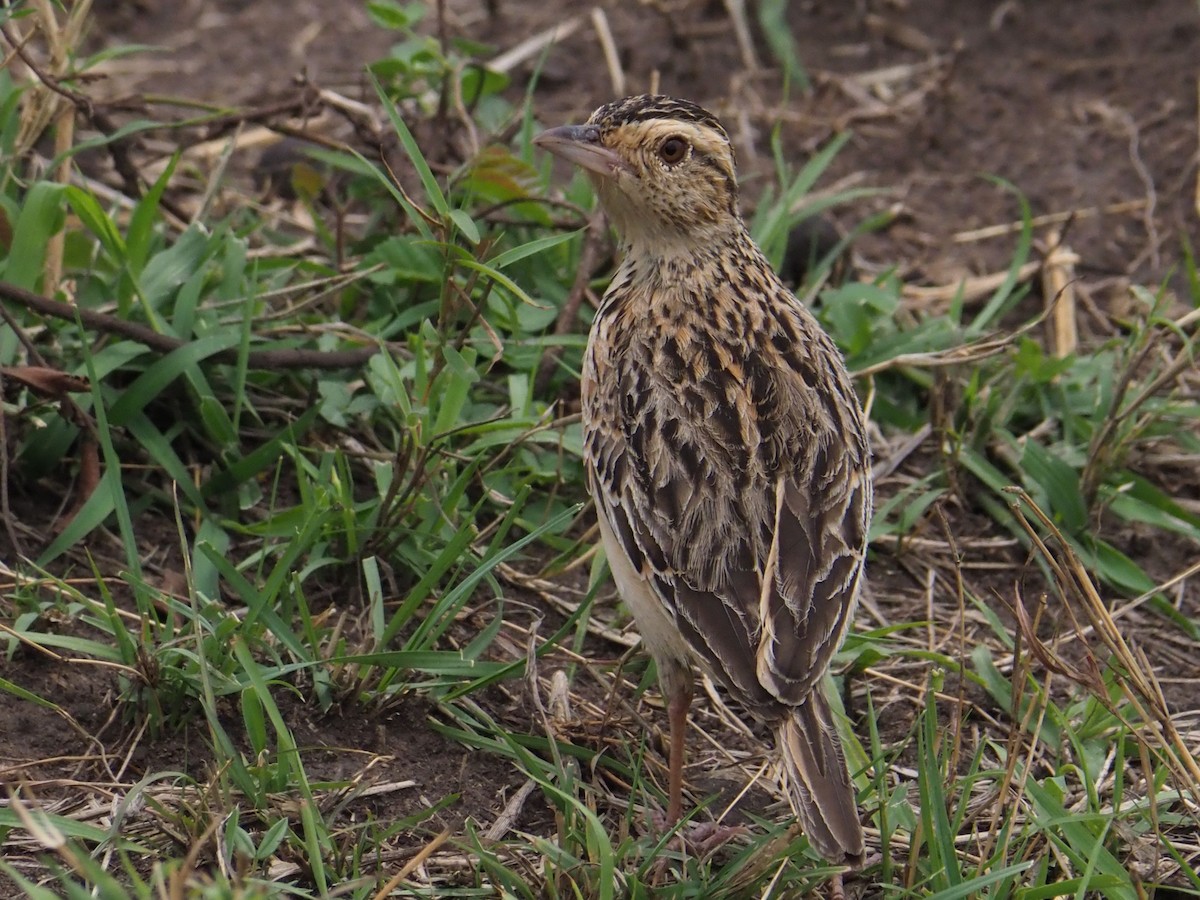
[535, 96, 870, 865]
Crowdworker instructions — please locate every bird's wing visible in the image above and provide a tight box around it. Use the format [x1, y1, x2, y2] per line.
[587, 297, 869, 710]
[591, 459, 771, 703]
[753, 443, 870, 704]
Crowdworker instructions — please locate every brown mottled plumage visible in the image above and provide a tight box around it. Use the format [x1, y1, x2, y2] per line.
[535, 96, 870, 865]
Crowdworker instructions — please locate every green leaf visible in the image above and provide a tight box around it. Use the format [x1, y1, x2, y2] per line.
[1105, 475, 1200, 539]
[917, 676, 961, 889]
[459, 257, 547, 307]
[0, 806, 148, 849]
[1074, 536, 1154, 595]
[926, 862, 1035, 900]
[126, 153, 180, 273]
[37, 468, 119, 565]
[241, 687, 268, 756]
[0, 676, 56, 709]
[138, 224, 213, 316]
[756, 0, 809, 91]
[370, 236, 443, 282]
[374, 76, 449, 218]
[65, 185, 126, 263]
[1021, 773, 1137, 900]
[203, 406, 320, 498]
[256, 818, 290, 860]
[335, 651, 507, 677]
[488, 230, 579, 269]
[3, 182, 65, 290]
[448, 207, 480, 244]
[1020, 442, 1087, 533]
[967, 177, 1032, 335]
[107, 332, 241, 426]
[366, 0, 423, 29]
[124, 412, 205, 510]
[459, 66, 509, 103]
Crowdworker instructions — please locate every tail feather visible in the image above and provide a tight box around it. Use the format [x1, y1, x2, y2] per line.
[776, 691, 864, 864]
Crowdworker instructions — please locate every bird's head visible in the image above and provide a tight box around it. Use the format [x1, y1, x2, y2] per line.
[535, 95, 741, 251]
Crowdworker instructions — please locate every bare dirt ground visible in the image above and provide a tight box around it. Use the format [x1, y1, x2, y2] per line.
[93, 0, 1200, 292]
[4, 0, 1199, 893]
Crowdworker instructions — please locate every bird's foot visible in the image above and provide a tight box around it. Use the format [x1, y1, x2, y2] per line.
[646, 811, 749, 856]
[644, 815, 749, 884]
[680, 820, 751, 856]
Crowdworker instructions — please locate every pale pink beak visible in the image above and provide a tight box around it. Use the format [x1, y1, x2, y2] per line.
[534, 124, 631, 178]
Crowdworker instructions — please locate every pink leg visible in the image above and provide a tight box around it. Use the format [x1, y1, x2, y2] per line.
[664, 668, 693, 824]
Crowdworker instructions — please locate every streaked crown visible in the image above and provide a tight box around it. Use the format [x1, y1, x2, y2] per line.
[587, 95, 729, 142]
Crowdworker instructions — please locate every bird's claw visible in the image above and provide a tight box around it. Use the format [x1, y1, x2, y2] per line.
[645, 811, 749, 856]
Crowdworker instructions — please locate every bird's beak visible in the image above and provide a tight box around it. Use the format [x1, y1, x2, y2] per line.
[534, 124, 631, 178]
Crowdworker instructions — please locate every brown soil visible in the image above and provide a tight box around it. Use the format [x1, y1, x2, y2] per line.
[3, 0, 1199, 893]
[92, 0, 1199, 291]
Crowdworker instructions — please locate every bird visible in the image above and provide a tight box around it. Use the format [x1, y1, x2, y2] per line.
[534, 95, 871, 866]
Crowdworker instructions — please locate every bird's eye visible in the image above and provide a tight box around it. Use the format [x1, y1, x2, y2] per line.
[659, 136, 688, 165]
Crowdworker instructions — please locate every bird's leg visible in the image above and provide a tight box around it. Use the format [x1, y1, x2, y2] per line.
[663, 664, 693, 825]
[650, 666, 748, 873]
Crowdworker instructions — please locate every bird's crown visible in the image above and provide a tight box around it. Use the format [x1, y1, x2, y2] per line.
[588, 95, 729, 142]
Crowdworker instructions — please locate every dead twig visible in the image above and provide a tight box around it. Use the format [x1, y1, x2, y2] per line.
[488, 17, 584, 75]
[591, 7, 625, 97]
[902, 261, 1040, 309]
[195, 85, 324, 139]
[484, 778, 538, 841]
[854, 303, 1053, 378]
[0, 368, 20, 558]
[371, 828, 453, 900]
[1083, 101, 1162, 272]
[0, 293, 102, 535]
[1040, 229, 1079, 358]
[0, 280, 381, 370]
[722, 0, 761, 72]
[952, 199, 1147, 243]
[533, 208, 611, 395]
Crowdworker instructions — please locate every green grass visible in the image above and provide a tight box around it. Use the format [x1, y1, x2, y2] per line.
[1, 3, 1199, 898]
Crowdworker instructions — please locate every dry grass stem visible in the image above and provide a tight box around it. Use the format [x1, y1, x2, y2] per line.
[900, 260, 1041, 309]
[590, 8, 625, 97]
[489, 17, 584, 75]
[953, 198, 1147, 242]
[1007, 489, 1200, 809]
[1041, 229, 1079, 358]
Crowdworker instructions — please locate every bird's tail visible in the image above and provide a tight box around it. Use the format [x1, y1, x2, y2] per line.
[775, 691, 864, 865]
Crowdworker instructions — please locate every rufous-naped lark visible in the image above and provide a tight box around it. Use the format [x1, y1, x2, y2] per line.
[536, 95, 871, 865]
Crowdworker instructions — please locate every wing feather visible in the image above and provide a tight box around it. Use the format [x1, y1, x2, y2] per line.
[585, 276, 870, 714]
